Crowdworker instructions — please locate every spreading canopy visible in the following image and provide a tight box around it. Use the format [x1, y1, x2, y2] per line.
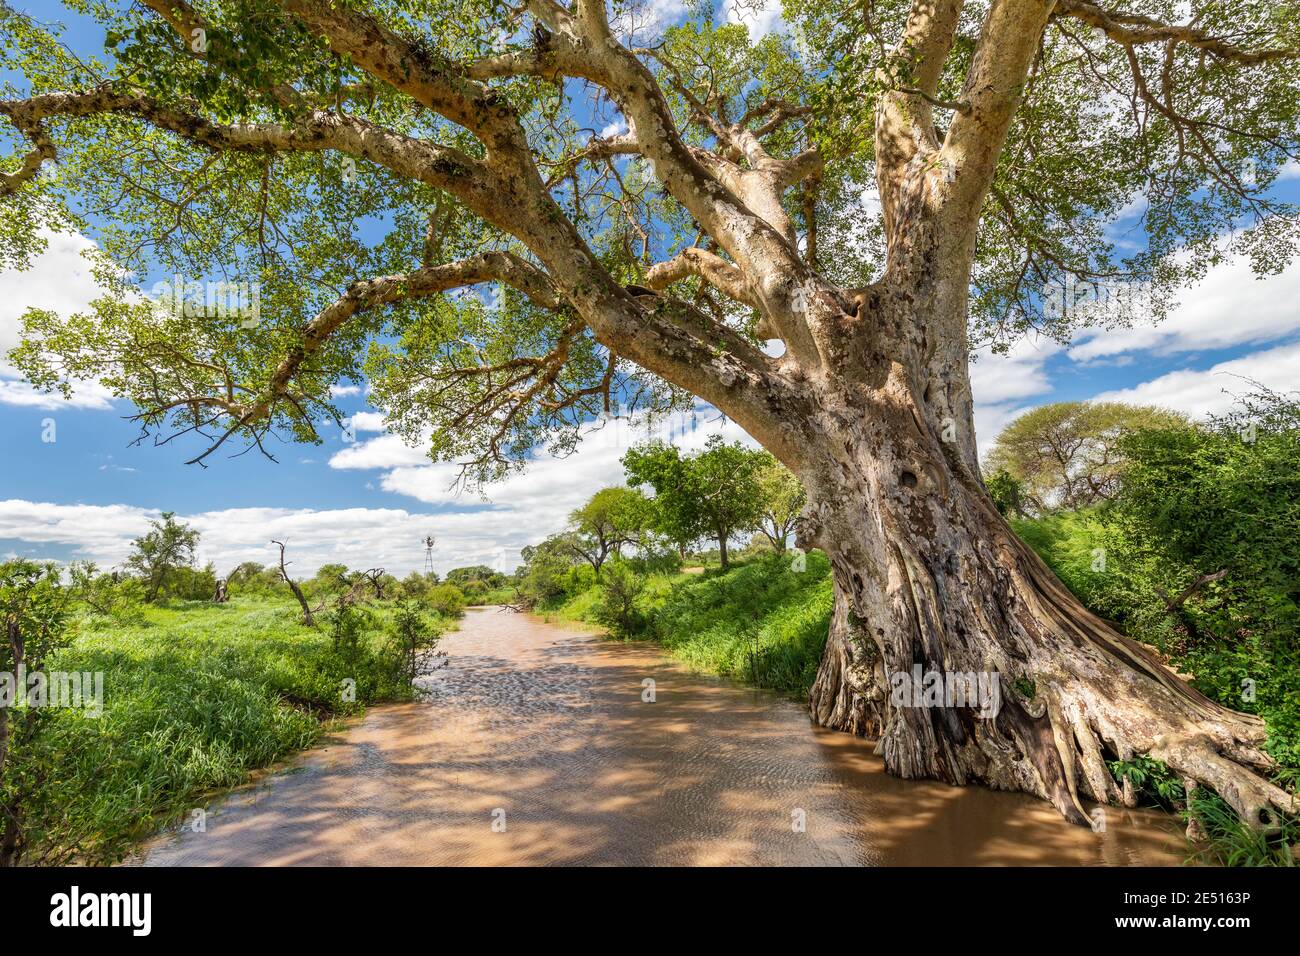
[1, 0, 1297, 478]
[985, 400, 1187, 514]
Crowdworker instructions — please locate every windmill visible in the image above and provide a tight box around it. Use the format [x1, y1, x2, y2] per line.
[423, 534, 436, 577]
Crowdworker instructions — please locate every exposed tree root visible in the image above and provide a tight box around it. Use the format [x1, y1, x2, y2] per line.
[804, 462, 1297, 834]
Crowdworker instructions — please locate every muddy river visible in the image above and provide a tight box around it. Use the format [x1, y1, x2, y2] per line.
[140, 606, 1187, 866]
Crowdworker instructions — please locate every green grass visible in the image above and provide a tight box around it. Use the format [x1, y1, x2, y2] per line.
[465, 585, 519, 606]
[542, 552, 834, 698]
[11, 595, 447, 865]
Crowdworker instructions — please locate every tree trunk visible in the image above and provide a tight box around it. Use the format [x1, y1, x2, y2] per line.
[717, 533, 729, 570]
[797, 354, 1292, 828]
[272, 541, 316, 627]
[287, 579, 314, 626]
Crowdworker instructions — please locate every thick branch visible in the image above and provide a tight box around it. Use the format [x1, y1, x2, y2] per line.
[644, 247, 761, 311]
[875, 0, 966, 239]
[1054, 1, 1300, 65]
[937, 0, 1056, 248]
[0, 87, 499, 210]
[279, 0, 527, 155]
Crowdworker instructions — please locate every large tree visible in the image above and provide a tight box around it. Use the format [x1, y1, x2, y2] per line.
[3, 0, 1297, 828]
[985, 401, 1186, 515]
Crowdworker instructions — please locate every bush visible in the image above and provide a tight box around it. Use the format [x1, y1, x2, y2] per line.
[425, 583, 467, 617]
[649, 553, 833, 695]
[397, 571, 433, 599]
[592, 561, 646, 637]
[1010, 390, 1300, 864]
[164, 563, 219, 601]
[68, 561, 145, 623]
[386, 600, 447, 684]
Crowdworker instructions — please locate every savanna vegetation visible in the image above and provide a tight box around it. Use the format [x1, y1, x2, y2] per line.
[503, 394, 1299, 865]
[0, 516, 462, 866]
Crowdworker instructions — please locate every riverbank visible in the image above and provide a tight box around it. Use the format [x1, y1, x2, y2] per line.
[536, 551, 833, 698]
[10, 597, 450, 865]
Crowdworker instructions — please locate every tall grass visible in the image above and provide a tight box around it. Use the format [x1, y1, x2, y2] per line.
[550, 552, 833, 697]
[13, 596, 443, 864]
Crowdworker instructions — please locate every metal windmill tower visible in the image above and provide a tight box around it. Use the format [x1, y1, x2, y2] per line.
[423, 535, 436, 577]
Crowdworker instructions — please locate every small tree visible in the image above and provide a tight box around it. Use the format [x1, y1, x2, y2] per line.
[593, 561, 647, 639]
[313, 563, 351, 586]
[624, 436, 766, 569]
[425, 583, 466, 618]
[387, 600, 446, 686]
[125, 512, 199, 602]
[228, 562, 268, 586]
[272, 540, 316, 627]
[399, 571, 431, 599]
[517, 536, 581, 606]
[754, 455, 806, 552]
[358, 568, 389, 600]
[327, 598, 369, 662]
[567, 486, 649, 576]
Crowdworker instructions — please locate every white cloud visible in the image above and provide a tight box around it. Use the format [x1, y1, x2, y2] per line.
[330, 432, 429, 470]
[971, 336, 1061, 405]
[1069, 254, 1300, 362]
[328, 406, 755, 546]
[0, 500, 157, 566]
[346, 410, 389, 433]
[0, 378, 113, 410]
[970, 336, 1061, 451]
[1090, 341, 1300, 419]
[599, 119, 629, 140]
[0, 230, 119, 409]
[720, 0, 785, 41]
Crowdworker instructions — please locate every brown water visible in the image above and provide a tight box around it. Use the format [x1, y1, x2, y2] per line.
[140, 607, 1187, 866]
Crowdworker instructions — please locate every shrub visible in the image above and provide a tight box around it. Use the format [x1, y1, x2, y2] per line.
[386, 600, 447, 684]
[67, 561, 145, 623]
[592, 561, 646, 637]
[425, 583, 467, 617]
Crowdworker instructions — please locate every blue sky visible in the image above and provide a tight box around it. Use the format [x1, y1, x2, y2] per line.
[1, 1, 1297, 576]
